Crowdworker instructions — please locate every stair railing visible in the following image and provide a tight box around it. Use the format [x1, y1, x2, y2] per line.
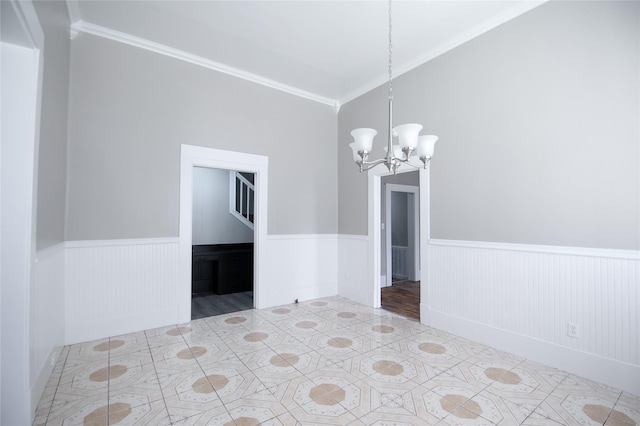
[229, 171, 255, 230]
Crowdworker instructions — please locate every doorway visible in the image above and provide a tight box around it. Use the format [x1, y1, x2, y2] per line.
[179, 145, 268, 324]
[384, 183, 420, 286]
[367, 165, 430, 323]
[380, 174, 421, 320]
[190, 167, 255, 319]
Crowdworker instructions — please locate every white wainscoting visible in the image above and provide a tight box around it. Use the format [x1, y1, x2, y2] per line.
[31, 243, 66, 412]
[337, 235, 371, 306]
[64, 235, 341, 343]
[426, 239, 640, 395]
[262, 235, 338, 308]
[65, 238, 180, 345]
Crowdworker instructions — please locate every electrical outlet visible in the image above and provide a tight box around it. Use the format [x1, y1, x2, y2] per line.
[567, 322, 579, 338]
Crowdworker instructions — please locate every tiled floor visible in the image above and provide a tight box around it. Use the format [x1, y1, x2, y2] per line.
[35, 297, 639, 425]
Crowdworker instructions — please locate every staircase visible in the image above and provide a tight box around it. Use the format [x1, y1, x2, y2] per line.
[230, 171, 255, 230]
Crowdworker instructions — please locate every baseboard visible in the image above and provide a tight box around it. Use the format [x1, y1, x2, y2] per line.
[428, 309, 640, 395]
[30, 346, 63, 413]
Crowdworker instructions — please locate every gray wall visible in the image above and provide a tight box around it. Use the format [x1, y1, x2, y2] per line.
[66, 34, 337, 240]
[192, 167, 254, 245]
[33, 1, 70, 250]
[339, 1, 639, 250]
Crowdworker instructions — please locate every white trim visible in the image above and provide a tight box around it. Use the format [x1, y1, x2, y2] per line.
[429, 238, 640, 260]
[337, 234, 369, 241]
[70, 21, 336, 109]
[7, 0, 45, 49]
[368, 164, 430, 310]
[429, 309, 640, 395]
[1, 3, 44, 422]
[385, 184, 420, 286]
[338, 1, 548, 105]
[180, 145, 268, 320]
[34, 242, 66, 262]
[269, 234, 339, 240]
[65, 0, 81, 31]
[65, 237, 179, 249]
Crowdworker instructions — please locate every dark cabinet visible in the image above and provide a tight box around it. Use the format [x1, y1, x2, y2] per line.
[192, 244, 253, 295]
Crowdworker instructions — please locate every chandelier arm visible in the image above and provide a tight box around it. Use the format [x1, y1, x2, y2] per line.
[359, 157, 388, 169]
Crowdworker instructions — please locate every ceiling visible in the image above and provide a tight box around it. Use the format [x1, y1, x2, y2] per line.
[68, 0, 546, 107]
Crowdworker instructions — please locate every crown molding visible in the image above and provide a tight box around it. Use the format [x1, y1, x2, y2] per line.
[69, 20, 338, 109]
[65, 0, 81, 29]
[338, 0, 548, 106]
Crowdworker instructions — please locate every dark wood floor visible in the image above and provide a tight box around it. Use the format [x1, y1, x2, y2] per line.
[381, 280, 420, 320]
[191, 291, 254, 320]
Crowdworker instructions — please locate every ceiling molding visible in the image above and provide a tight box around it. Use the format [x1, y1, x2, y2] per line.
[339, 0, 548, 106]
[65, 0, 81, 26]
[4, 0, 44, 49]
[69, 20, 338, 110]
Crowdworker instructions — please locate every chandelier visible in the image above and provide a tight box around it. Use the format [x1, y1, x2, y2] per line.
[349, 0, 438, 174]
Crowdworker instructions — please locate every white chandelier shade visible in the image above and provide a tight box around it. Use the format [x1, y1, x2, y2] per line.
[418, 134, 438, 158]
[394, 123, 422, 150]
[349, 124, 439, 172]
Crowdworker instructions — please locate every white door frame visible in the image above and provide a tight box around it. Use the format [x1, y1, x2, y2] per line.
[1, 1, 44, 423]
[368, 164, 430, 317]
[384, 183, 420, 287]
[179, 145, 268, 323]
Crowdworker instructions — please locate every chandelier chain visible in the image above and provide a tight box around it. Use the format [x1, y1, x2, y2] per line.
[388, 0, 393, 102]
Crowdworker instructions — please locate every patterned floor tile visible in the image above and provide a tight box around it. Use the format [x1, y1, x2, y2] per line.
[149, 342, 202, 367]
[468, 361, 540, 394]
[354, 349, 422, 386]
[363, 382, 434, 420]
[65, 338, 111, 363]
[423, 386, 508, 425]
[283, 374, 361, 424]
[42, 394, 117, 426]
[107, 361, 164, 403]
[422, 360, 489, 391]
[144, 325, 190, 348]
[33, 296, 638, 426]
[516, 359, 569, 390]
[163, 392, 226, 424]
[153, 362, 206, 399]
[171, 403, 232, 426]
[271, 313, 333, 334]
[313, 328, 379, 357]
